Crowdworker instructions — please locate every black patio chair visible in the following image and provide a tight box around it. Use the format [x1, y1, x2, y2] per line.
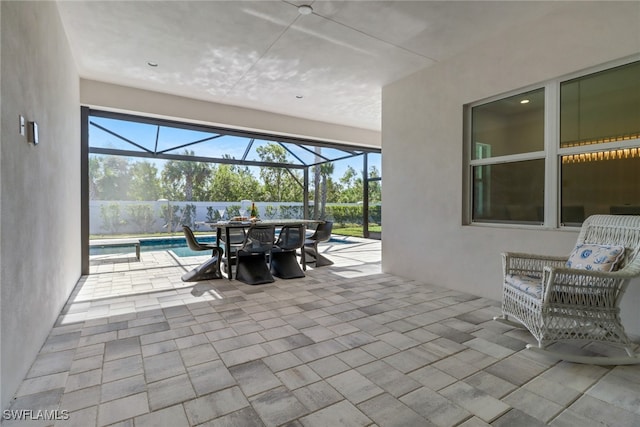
[303, 221, 334, 267]
[219, 226, 247, 278]
[183, 225, 219, 256]
[181, 225, 223, 281]
[235, 224, 276, 285]
[271, 224, 306, 279]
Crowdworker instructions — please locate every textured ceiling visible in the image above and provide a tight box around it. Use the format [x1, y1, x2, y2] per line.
[57, 1, 563, 131]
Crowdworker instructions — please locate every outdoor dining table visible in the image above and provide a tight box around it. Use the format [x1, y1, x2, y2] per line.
[206, 219, 322, 280]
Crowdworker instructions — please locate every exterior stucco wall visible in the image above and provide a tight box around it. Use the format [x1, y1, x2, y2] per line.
[382, 2, 640, 335]
[1, 1, 80, 409]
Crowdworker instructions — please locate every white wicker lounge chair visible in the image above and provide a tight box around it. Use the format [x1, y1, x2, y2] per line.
[494, 214, 640, 364]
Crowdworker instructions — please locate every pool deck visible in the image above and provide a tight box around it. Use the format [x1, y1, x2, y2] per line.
[82, 236, 381, 308]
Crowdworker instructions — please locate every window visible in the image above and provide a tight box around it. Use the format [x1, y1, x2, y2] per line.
[470, 89, 545, 224]
[560, 61, 640, 224]
[467, 57, 640, 227]
[473, 160, 545, 223]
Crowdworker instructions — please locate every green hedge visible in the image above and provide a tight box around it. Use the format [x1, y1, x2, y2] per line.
[324, 205, 381, 225]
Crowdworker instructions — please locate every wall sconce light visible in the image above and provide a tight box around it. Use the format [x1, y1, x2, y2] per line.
[19, 115, 26, 136]
[27, 121, 39, 145]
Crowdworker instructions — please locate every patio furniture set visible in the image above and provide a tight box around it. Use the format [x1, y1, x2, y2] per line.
[184, 213, 640, 365]
[181, 220, 333, 286]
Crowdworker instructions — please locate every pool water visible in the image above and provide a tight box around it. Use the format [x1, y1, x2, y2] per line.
[142, 236, 217, 258]
[170, 246, 212, 257]
[89, 236, 216, 257]
[90, 235, 354, 258]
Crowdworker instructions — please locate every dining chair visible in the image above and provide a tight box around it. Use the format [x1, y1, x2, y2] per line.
[303, 221, 334, 267]
[235, 224, 276, 285]
[271, 224, 306, 279]
[182, 225, 220, 257]
[181, 225, 223, 281]
[219, 226, 247, 277]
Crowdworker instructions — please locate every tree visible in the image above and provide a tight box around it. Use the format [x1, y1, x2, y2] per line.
[160, 203, 181, 234]
[100, 202, 126, 234]
[313, 147, 322, 218]
[161, 150, 211, 201]
[256, 143, 302, 202]
[128, 161, 161, 201]
[181, 203, 197, 228]
[367, 165, 382, 203]
[96, 156, 131, 200]
[127, 204, 156, 233]
[319, 162, 334, 218]
[88, 156, 102, 200]
[338, 165, 363, 203]
[207, 161, 261, 201]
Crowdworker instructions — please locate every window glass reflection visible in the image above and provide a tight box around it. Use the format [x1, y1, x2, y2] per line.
[472, 89, 545, 159]
[561, 153, 640, 225]
[473, 159, 545, 223]
[560, 61, 640, 148]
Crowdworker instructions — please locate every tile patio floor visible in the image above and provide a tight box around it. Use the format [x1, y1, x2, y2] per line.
[6, 237, 640, 426]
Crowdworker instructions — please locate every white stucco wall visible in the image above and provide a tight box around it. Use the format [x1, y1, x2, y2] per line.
[1, 2, 80, 409]
[81, 79, 381, 148]
[382, 2, 640, 335]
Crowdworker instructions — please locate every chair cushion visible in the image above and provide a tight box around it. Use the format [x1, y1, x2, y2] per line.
[565, 244, 625, 272]
[505, 274, 542, 298]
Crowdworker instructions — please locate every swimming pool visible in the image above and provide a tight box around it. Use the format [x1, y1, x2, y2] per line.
[89, 235, 354, 257]
[89, 236, 216, 257]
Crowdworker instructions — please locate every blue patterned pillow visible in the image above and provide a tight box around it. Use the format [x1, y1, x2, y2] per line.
[566, 244, 625, 272]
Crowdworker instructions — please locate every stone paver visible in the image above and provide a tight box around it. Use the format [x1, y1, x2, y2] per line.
[6, 240, 639, 426]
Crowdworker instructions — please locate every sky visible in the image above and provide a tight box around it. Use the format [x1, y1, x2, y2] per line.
[89, 115, 381, 181]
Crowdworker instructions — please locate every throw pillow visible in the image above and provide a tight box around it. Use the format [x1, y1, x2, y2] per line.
[566, 243, 625, 272]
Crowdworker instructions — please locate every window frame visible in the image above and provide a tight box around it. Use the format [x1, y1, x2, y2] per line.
[464, 54, 640, 229]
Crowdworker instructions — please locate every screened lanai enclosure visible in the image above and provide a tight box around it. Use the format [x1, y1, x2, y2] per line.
[81, 108, 381, 271]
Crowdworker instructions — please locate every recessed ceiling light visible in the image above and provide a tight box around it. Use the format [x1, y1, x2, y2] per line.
[298, 5, 313, 15]
[520, 99, 530, 104]
[147, 61, 158, 67]
[296, 95, 304, 99]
